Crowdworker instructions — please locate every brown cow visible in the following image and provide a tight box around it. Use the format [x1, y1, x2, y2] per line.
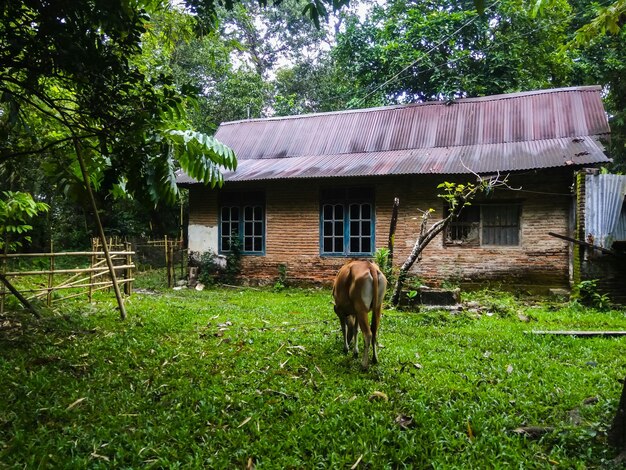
[332, 260, 387, 369]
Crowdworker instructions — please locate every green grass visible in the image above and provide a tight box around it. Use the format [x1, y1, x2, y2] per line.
[1, 280, 625, 468]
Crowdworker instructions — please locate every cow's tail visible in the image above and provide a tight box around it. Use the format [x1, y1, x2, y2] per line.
[369, 262, 381, 342]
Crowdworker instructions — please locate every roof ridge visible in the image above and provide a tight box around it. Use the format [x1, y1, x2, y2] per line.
[218, 86, 603, 127]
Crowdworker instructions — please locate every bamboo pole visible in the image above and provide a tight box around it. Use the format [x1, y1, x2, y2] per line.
[169, 240, 175, 288]
[180, 247, 185, 279]
[5, 264, 135, 276]
[124, 241, 132, 295]
[0, 251, 133, 258]
[0, 272, 41, 318]
[47, 240, 54, 306]
[26, 278, 136, 296]
[53, 281, 133, 302]
[89, 239, 95, 302]
[165, 235, 172, 288]
[55, 257, 111, 289]
[74, 137, 126, 320]
[0, 247, 6, 314]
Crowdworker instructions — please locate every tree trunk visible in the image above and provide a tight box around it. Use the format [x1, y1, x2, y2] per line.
[609, 376, 626, 451]
[391, 216, 449, 306]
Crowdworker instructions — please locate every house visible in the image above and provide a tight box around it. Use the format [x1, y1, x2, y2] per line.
[176, 86, 611, 292]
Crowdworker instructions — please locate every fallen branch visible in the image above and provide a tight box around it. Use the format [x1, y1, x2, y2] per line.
[512, 426, 555, 438]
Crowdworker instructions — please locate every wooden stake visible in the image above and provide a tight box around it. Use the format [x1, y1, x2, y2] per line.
[387, 197, 400, 267]
[165, 235, 172, 288]
[74, 137, 126, 320]
[47, 240, 54, 306]
[124, 241, 132, 295]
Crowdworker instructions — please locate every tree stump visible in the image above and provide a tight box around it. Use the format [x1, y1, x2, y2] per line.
[609, 376, 626, 451]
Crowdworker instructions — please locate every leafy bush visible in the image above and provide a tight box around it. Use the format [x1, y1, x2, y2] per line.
[273, 263, 288, 291]
[374, 247, 393, 283]
[197, 251, 221, 286]
[576, 279, 611, 310]
[189, 238, 242, 286]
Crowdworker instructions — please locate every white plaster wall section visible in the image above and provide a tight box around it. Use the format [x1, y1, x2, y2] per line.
[188, 224, 218, 253]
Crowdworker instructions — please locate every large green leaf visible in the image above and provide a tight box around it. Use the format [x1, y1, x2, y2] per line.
[165, 129, 237, 177]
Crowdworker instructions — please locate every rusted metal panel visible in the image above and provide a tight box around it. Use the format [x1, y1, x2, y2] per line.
[176, 136, 607, 184]
[585, 174, 626, 247]
[176, 86, 610, 184]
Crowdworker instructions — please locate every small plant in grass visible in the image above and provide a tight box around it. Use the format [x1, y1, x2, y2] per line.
[273, 264, 288, 291]
[406, 289, 418, 300]
[441, 270, 462, 290]
[374, 247, 392, 281]
[188, 238, 242, 286]
[575, 279, 611, 310]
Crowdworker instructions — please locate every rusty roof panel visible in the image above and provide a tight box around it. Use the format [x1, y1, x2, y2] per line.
[176, 136, 608, 184]
[177, 86, 610, 184]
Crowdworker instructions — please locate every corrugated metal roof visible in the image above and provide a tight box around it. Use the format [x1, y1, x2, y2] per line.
[176, 136, 607, 183]
[177, 86, 610, 184]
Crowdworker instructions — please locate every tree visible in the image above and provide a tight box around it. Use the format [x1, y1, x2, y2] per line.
[273, 57, 353, 115]
[218, 0, 330, 78]
[390, 177, 512, 306]
[331, 0, 575, 105]
[565, 0, 626, 171]
[1, 0, 238, 318]
[0, 191, 49, 253]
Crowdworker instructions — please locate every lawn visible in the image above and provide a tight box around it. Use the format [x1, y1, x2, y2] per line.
[1, 277, 625, 468]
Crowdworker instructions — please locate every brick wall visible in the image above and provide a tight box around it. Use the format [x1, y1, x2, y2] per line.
[187, 169, 575, 290]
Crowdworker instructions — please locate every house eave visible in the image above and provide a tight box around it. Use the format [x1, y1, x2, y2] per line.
[175, 135, 610, 185]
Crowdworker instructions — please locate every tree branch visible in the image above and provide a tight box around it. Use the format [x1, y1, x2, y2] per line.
[390, 174, 512, 306]
[0, 134, 96, 165]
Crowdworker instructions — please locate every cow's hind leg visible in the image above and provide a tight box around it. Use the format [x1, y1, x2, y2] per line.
[356, 311, 372, 369]
[351, 320, 359, 357]
[341, 316, 350, 354]
[344, 315, 358, 357]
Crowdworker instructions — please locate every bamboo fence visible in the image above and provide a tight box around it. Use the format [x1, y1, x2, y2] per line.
[132, 235, 186, 287]
[0, 238, 134, 314]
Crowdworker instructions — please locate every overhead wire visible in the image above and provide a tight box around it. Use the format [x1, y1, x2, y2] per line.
[350, 0, 612, 107]
[391, 3, 612, 97]
[353, 0, 503, 107]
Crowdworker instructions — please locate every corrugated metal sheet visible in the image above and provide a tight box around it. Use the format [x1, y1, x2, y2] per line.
[585, 174, 626, 248]
[176, 86, 611, 184]
[176, 136, 607, 183]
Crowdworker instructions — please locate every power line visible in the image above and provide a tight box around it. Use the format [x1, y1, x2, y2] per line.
[353, 0, 503, 107]
[350, 0, 610, 107]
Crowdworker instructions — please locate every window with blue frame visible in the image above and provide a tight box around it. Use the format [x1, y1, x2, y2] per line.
[320, 188, 374, 256]
[219, 191, 265, 254]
